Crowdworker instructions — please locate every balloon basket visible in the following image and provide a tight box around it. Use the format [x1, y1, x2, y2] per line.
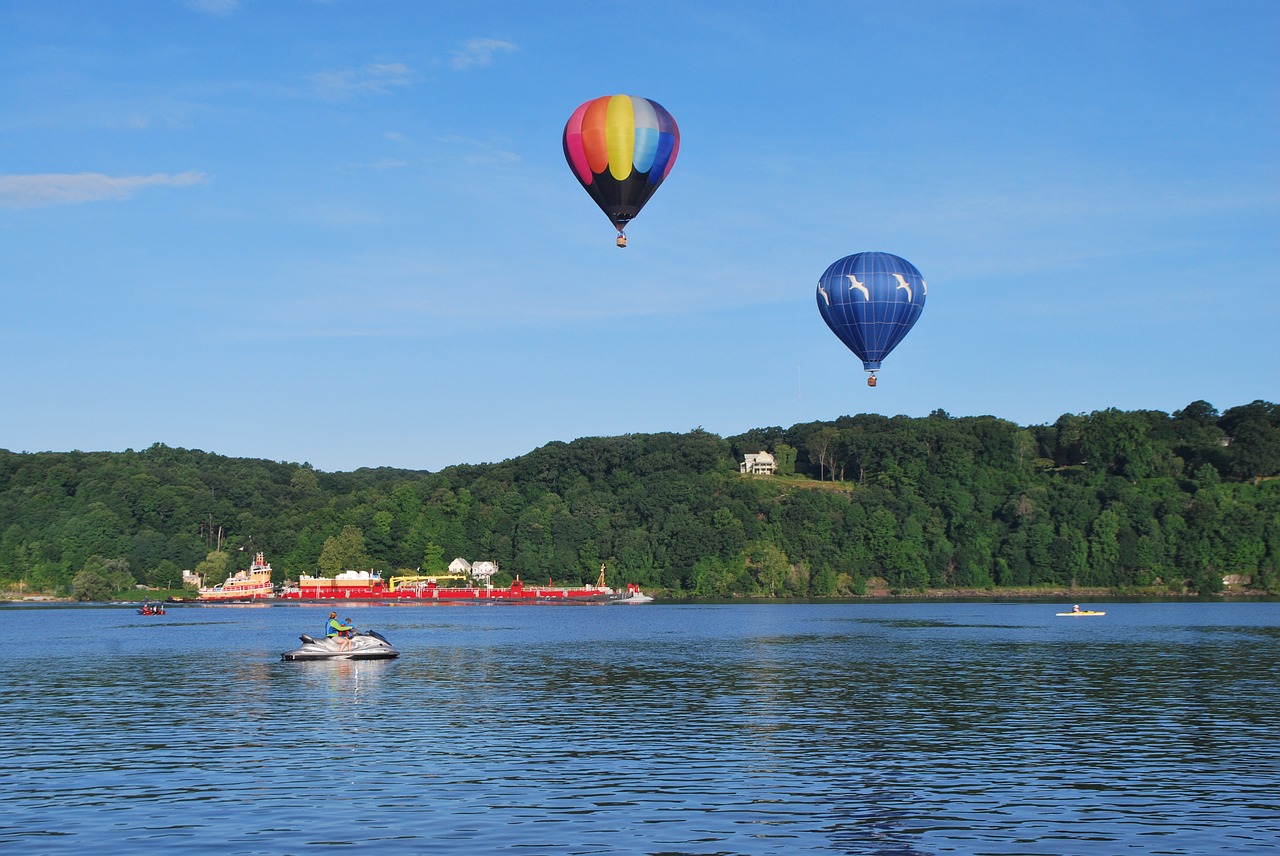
[616, 233, 627, 248]
[867, 375, 877, 388]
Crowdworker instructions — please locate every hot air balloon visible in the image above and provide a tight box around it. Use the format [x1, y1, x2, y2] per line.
[563, 94, 680, 247]
[816, 251, 927, 387]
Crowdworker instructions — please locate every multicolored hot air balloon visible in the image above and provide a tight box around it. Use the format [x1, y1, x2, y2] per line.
[563, 94, 680, 247]
[816, 251, 927, 387]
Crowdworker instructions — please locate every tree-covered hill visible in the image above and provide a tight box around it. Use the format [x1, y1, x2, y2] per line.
[2, 400, 1277, 598]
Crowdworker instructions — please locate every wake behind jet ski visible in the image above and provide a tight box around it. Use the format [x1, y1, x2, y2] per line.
[281, 628, 399, 661]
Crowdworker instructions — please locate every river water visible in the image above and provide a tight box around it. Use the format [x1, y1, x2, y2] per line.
[1, 600, 1277, 855]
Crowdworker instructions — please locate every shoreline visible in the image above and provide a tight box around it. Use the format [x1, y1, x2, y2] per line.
[4, 585, 1275, 605]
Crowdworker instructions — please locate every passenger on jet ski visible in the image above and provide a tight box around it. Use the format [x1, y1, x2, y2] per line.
[326, 612, 354, 651]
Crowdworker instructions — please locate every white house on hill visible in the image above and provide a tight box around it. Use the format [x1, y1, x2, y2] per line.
[740, 451, 777, 475]
[470, 561, 497, 579]
[449, 557, 498, 580]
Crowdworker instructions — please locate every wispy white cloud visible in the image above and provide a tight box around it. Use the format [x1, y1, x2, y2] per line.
[437, 135, 522, 167]
[0, 171, 207, 209]
[1, 97, 206, 134]
[310, 62, 414, 100]
[346, 157, 408, 171]
[450, 38, 518, 70]
[183, 0, 240, 16]
[464, 149, 520, 167]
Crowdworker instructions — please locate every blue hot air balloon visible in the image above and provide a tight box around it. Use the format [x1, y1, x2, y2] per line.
[816, 251, 927, 387]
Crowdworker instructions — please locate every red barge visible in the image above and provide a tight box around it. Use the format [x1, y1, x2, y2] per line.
[274, 560, 652, 604]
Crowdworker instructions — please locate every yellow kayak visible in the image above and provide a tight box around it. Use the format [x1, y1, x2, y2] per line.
[1056, 610, 1106, 616]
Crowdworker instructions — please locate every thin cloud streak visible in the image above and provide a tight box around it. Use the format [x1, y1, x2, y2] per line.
[450, 38, 518, 70]
[0, 171, 208, 209]
[183, 0, 240, 16]
[310, 62, 414, 100]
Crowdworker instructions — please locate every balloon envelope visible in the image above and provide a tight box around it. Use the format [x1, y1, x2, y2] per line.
[563, 94, 680, 234]
[816, 252, 927, 372]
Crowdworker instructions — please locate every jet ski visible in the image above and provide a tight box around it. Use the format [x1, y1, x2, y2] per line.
[281, 629, 399, 661]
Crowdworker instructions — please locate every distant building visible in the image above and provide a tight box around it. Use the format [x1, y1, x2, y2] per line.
[740, 451, 777, 475]
[449, 557, 498, 580]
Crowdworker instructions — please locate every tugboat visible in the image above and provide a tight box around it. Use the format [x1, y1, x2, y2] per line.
[199, 552, 275, 601]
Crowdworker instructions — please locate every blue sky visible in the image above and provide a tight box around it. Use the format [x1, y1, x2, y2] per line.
[2, 0, 1276, 473]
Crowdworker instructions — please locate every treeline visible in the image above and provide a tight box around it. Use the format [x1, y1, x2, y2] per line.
[1, 400, 1278, 598]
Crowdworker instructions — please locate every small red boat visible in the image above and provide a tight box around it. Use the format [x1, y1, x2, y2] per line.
[138, 604, 166, 615]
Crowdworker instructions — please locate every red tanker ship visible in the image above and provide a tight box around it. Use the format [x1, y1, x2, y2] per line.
[276, 560, 651, 604]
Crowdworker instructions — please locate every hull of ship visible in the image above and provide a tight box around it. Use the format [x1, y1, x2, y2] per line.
[198, 590, 275, 602]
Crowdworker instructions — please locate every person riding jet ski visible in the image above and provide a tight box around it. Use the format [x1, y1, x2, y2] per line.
[326, 612, 354, 651]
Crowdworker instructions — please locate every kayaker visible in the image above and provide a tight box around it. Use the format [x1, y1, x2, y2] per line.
[326, 612, 353, 651]
[1072, 604, 1082, 613]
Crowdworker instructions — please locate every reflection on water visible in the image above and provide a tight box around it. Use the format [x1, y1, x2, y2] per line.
[1, 601, 1278, 854]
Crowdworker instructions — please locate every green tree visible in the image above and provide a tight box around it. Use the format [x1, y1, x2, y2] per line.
[1087, 510, 1121, 585]
[809, 562, 839, 596]
[290, 467, 320, 496]
[317, 526, 371, 576]
[690, 555, 737, 596]
[420, 541, 446, 573]
[1228, 419, 1280, 482]
[866, 507, 898, 578]
[1026, 522, 1057, 584]
[743, 540, 791, 596]
[193, 550, 230, 588]
[807, 428, 839, 481]
[28, 562, 71, 594]
[72, 556, 135, 601]
[1053, 413, 1087, 466]
[773, 443, 797, 476]
[1054, 524, 1089, 588]
[1082, 409, 1158, 480]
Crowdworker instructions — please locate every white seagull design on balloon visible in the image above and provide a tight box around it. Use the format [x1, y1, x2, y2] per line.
[817, 282, 831, 305]
[845, 274, 870, 300]
[892, 273, 913, 302]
